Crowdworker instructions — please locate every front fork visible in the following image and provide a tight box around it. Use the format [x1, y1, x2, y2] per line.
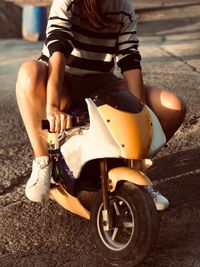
[100, 159, 112, 231]
[100, 158, 152, 231]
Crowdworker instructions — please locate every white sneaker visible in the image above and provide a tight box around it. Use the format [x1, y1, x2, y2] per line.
[25, 156, 52, 203]
[145, 185, 169, 210]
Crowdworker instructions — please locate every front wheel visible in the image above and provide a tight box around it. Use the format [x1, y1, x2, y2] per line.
[90, 182, 159, 266]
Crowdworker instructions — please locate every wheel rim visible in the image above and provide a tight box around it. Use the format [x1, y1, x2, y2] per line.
[97, 195, 135, 251]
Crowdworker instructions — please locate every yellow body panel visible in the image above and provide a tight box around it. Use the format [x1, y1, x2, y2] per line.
[50, 185, 90, 220]
[98, 105, 152, 159]
[50, 168, 151, 219]
[108, 167, 152, 192]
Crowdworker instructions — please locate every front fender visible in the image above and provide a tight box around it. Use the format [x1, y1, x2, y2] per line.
[108, 167, 152, 193]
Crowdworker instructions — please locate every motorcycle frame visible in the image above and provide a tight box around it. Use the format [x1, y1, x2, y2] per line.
[49, 147, 152, 224]
[48, 98, 166, 224]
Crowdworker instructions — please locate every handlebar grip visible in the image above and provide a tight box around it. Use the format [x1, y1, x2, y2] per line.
[41, 120, 50, 130]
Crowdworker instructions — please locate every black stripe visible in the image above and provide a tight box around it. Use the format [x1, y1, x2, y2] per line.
[118, 45, 140, 56]
[46, 30, 73, 56]
[119, 30, 137, 36]
[38, 54, 49, 62]
[118, 40, 139, 46]
[73, 40, 116, 54]
[47, 30, 116, 54]
[49, 16, 71, 23]
[49, 23, 135, 40]
[48, 41, 73, 57]
[117, 54, 141, 73]
[47, 30, 73, 46]
[49, 24, 71, 32]
[49, 24, 119, 40]
[65, 55, 114, 72]
[47, 29, 74, 46]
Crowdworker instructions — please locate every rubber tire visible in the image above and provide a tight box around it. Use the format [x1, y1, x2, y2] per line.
[90, 182, 159, 266]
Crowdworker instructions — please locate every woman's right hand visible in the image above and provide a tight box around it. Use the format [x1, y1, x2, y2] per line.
[46, 106, 72, 133]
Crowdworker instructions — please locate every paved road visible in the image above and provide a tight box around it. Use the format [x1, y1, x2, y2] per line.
[0, 1, 200, 266]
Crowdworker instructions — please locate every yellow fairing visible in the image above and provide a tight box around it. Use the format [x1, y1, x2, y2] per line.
[98, 104, 152, 159]
[50, 185, 90, 220]
[108, 167, 152, 193]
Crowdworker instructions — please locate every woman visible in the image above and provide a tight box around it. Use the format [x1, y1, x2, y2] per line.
[16, 0, 186, 209]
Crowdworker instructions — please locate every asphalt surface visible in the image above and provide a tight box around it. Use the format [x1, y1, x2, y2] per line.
[0, 1, 200, 266]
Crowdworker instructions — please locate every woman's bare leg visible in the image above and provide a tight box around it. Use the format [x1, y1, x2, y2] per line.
[16, 60, 69, 158]
[16, 60, 49, 157]
[16, 60, 69, 202]
[144, 85, 187, 141]
[143, 85, 186, 210]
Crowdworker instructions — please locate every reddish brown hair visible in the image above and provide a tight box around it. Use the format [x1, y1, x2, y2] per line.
[80, 0, 111, 27]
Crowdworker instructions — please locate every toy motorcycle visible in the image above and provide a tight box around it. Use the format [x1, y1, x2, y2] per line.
[42, 90, 166, 266]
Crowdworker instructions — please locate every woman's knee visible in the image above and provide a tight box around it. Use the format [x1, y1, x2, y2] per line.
[16, 60, 48, 97]
[144, 85, 187, 140]
[145, 85, 186, 121]
[160, 90, 187, 124]
[161, 94, 186, 140]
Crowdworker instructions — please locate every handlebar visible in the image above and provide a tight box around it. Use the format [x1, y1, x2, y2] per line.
[41, 120, 50, 130]
[41, 112, 89, 131]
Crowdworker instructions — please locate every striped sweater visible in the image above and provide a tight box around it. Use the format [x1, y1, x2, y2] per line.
[40, 0, 141, 76]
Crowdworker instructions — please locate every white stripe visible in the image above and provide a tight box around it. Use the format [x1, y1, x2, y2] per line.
[118, 43, 138, 51]
[47, 27, 73, 37]
[47, 40, 58, 47]
[118, 34, 138, 44]
[71, 48, 114, 62]
[41, 45, 50, 57]
[73, 32, 117, 45]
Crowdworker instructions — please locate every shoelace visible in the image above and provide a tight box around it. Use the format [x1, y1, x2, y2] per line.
[36, 159, 49, 169]
[34, 160, 50, 183]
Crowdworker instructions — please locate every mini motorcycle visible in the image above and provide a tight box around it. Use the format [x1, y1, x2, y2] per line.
[42, 90, 166, 266]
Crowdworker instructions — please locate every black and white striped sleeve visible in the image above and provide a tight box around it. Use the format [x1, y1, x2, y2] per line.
[42, 0, 74, 59]
[116, 2, 141, 73]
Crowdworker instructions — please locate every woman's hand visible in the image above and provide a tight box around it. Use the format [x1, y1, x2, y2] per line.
[46, 106, 72, 132]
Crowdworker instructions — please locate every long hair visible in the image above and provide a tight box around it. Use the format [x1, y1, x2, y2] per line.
[80, 0, 111, 28]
